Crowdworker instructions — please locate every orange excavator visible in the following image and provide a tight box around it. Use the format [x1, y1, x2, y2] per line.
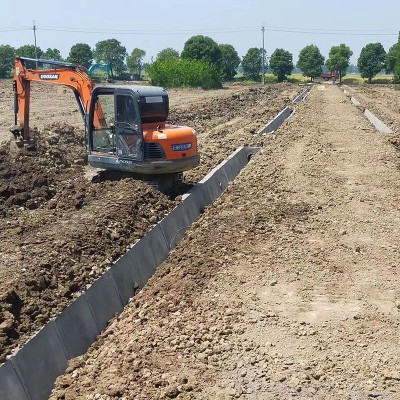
[11, 57, 199, 188]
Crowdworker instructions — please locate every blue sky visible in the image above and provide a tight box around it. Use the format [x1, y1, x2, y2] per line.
[1, 0, 399, 64]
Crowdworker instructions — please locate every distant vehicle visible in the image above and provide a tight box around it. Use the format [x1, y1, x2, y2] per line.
[320, 72, 339, 81]
[88, 63, 112, 82]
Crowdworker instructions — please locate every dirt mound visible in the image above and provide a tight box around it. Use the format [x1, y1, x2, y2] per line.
[0, 176, 175, 360]
[0, 123, 86, 215]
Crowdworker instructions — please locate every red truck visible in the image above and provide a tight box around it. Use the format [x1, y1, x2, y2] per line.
[320, 72, 339, 81]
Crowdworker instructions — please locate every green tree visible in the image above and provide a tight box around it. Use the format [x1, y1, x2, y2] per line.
[0, 45, 16, 78]
[67, 43, 93, 68]
[93, 39, 127, 76]
[127, 48, 146, 79]
[181, 35, 222, 69]
[241, 48, 263, 81]
[297, 45, 324, 81]
[42, 48, 63, 61]
[16, 45, 42, 59]
[147, 59, 222, 89]
[326, 44, 353, 84]
[357, 43, 386, 83]
[386, 33, 400, 83]
[269, 48, 294, 82]
[218, 44, 240, 81]
[157, 47, 180, 61]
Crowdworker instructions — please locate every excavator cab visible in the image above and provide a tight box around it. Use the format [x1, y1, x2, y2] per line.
[87, 86, 199, 176]
[89, 88, 144, 161]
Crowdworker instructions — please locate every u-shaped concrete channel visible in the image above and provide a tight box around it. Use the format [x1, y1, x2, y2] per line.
[0, 86, 310, 400]
[342, 85, 393, 134]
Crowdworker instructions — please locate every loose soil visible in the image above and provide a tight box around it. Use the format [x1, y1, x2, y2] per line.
[51, 84, 400, 400]
[342, 84, 400, 147]
[0, 79, 300, 362]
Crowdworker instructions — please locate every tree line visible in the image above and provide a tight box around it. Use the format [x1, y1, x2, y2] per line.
[1, 34, 400, 87]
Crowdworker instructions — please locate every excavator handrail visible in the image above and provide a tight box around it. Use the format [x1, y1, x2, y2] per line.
[17, 56, 82, 70]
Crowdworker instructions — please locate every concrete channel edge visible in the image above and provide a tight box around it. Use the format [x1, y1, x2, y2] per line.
[0, 145, 261, 400]
[341, 87, 393, 134]
[257, 86, 310, 135]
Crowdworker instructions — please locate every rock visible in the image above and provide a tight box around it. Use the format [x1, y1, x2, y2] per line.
[73, 158, 86, 166]
[368, 392, 382, 398]
[163, 385, 180, 398]
[270, 279, 278, 286]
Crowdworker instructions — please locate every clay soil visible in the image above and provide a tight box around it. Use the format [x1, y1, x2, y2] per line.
[51, 84, 400, 400]
[0, 80, 300, 362]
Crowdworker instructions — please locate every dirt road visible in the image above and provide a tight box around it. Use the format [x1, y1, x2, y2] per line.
[0, 81, 299, 362]
[52, 84, 400, 399]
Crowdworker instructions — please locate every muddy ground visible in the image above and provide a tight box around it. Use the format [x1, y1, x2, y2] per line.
[0, 80, 300, 362]
[50, 83, 400, 399]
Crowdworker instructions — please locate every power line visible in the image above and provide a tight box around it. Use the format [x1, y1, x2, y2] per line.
[1, 24, 398, 36]
[38, 26, 256, 35]
[0, 26, 31, 32]
[265, 24, 396, 33]
[265, 27, 397, 36]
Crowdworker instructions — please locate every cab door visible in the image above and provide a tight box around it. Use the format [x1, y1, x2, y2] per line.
[114, 93, 143, 161]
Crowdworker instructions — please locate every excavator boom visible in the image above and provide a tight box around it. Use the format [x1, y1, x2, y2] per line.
[12, 57, 94, 142]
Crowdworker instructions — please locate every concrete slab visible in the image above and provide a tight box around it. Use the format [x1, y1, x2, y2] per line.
[0, 361, 29, 400]
[84, 272, 124, 331]
[55, 294, 99, 359]
[293, 88, 310, 104]
[198, 172, 224, 207]
[364, 109, 393, 133]
[351, 97, 361, 107]
[146, 223, 170, 264]
[11, 321, 68, 400]
[128, 236, 157, 287]
[257, 107, 292, 135]
[109, 252, 139, 304]
[223, 154, 241, 181]
[181, 193, 202, 225]
[159, 203, 191, 249]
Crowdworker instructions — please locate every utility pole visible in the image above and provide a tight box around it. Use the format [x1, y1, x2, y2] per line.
[261, 24, 265, 85]
[33, 20, 38, 68]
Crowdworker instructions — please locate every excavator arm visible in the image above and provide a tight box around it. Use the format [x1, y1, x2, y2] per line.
[12, 57, 99, 142]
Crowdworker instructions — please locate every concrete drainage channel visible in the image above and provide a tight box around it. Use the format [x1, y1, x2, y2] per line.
[0, 87, 310, 400]
[342, 86, 393, 134]
[257, 86, 311, 135]
[0, 146, 261, 400]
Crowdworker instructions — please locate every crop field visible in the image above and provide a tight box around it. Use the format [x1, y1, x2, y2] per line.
[0, 80, 400, 399]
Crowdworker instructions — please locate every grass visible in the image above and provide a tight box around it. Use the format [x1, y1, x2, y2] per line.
[233, 73, 310, 84]
[341, 73, 394, 85]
